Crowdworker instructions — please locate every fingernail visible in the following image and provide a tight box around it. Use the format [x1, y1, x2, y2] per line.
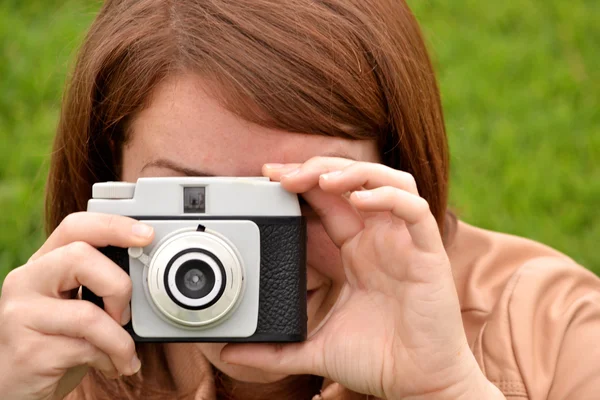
[320, 170, 343, 180]
[264, 163, 285, 169]
[120, 305, 131, 326]
[281, 168, 300, 179]
[132, 223, 153, 238]
[130, 354, 141, 374]
[354, 190, 373, 199]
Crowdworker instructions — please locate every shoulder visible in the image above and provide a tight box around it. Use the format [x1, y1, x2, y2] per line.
[500, 257, 600, 399]
[450, 221, 600, 399]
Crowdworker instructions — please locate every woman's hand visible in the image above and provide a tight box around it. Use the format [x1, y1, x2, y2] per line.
[220, 157, 504, 400]
[0, 212, 153, 400]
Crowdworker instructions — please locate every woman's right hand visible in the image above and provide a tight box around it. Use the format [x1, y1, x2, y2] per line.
[0, 212, 155, 400]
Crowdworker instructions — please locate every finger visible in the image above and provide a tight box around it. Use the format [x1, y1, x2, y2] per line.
[318, 162, 419, 196]
[264, 157, 363, 247]
[262, 163, 301, 180]
[30, 212, 154, 262]
[27, 297, 140, 376]
[48, 335, 119, 379]
[350, 187, 443, 253]
[276, 157, 356, 193]
[220, 341, 321, 377]
[301, 187, 364, 247]
[317, 163, 418, 228]
[22, 241, 132, 325]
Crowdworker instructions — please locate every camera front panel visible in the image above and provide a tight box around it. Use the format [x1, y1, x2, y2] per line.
[82, 216, 307, 342]
[131, 219, 260, 339]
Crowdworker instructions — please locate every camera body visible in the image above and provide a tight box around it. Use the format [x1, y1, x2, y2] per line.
[83, 177, 307, 342]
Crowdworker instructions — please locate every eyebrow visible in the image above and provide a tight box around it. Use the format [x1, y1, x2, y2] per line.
[322, 151, 357, 161]
[141, 159, 215, 177]
[141, 151, 357, 177]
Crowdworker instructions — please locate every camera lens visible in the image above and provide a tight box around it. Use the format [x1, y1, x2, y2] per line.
[164, 249, 227, 310]
[175, 260, 215, 299]
[146, 227, 246, 327]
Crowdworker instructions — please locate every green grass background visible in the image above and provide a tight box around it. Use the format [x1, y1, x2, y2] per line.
[1, 0, 598, 284]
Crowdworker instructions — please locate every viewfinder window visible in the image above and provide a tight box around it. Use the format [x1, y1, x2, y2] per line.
[184, 187, 206, 213]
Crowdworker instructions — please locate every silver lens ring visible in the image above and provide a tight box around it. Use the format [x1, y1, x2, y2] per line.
[146, 228, 244, 327]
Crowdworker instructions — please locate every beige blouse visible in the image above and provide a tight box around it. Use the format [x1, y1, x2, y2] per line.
[69, 221, 600, 399]
[448, 221, 600, 399]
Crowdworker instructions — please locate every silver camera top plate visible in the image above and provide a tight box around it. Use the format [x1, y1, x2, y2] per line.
[89, 177, 301, 216]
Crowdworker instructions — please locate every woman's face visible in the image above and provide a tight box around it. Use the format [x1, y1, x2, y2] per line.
[122, 74, 379, 382]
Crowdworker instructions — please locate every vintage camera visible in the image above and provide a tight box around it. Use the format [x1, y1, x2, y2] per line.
[82, 177, 307, 342]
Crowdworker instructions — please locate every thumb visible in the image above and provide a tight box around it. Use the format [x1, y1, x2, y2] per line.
[219, 341, 321, 376]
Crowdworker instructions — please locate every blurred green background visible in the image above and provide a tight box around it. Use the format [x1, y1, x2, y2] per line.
[0, 0, 598, 284]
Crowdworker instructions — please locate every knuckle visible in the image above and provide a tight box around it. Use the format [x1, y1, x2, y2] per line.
[414, 197, 431, 217]
[65, 241, 94, 261]
[103, 213, 117, 231]
[303, 156, 324, 170]
[381, 186, 397, 198]
[116, 337, 136, 359]
[0, 299, 24, 325]
[77, 340, 98, 364]
[1, 268, 24, 297]
[75, 302, 101, 332]
[404, 173, 418, 192]
[345, 161, 364, 174]
[27, 252, 40, 264]
[310, 155, 326, 163]
[113, 276, 132, 298]
[60, 212, 85, 235]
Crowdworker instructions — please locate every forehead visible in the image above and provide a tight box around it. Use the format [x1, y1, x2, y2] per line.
[125, 74, 377, 177]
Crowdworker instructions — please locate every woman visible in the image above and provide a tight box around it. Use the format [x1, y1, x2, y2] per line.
[0, 0, 598, 399]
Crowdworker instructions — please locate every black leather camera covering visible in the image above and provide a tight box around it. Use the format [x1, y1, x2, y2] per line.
[82, 216, 307, 343]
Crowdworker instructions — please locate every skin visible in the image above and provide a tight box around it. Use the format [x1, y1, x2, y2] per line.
[0, 74, 505, 399]
[121, 74, 377, 384]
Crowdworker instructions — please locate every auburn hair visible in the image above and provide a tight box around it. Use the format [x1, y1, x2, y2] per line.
[48, 0, 451, 398]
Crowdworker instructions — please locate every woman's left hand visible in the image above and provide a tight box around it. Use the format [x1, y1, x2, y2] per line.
[220, 157, 503, 400]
